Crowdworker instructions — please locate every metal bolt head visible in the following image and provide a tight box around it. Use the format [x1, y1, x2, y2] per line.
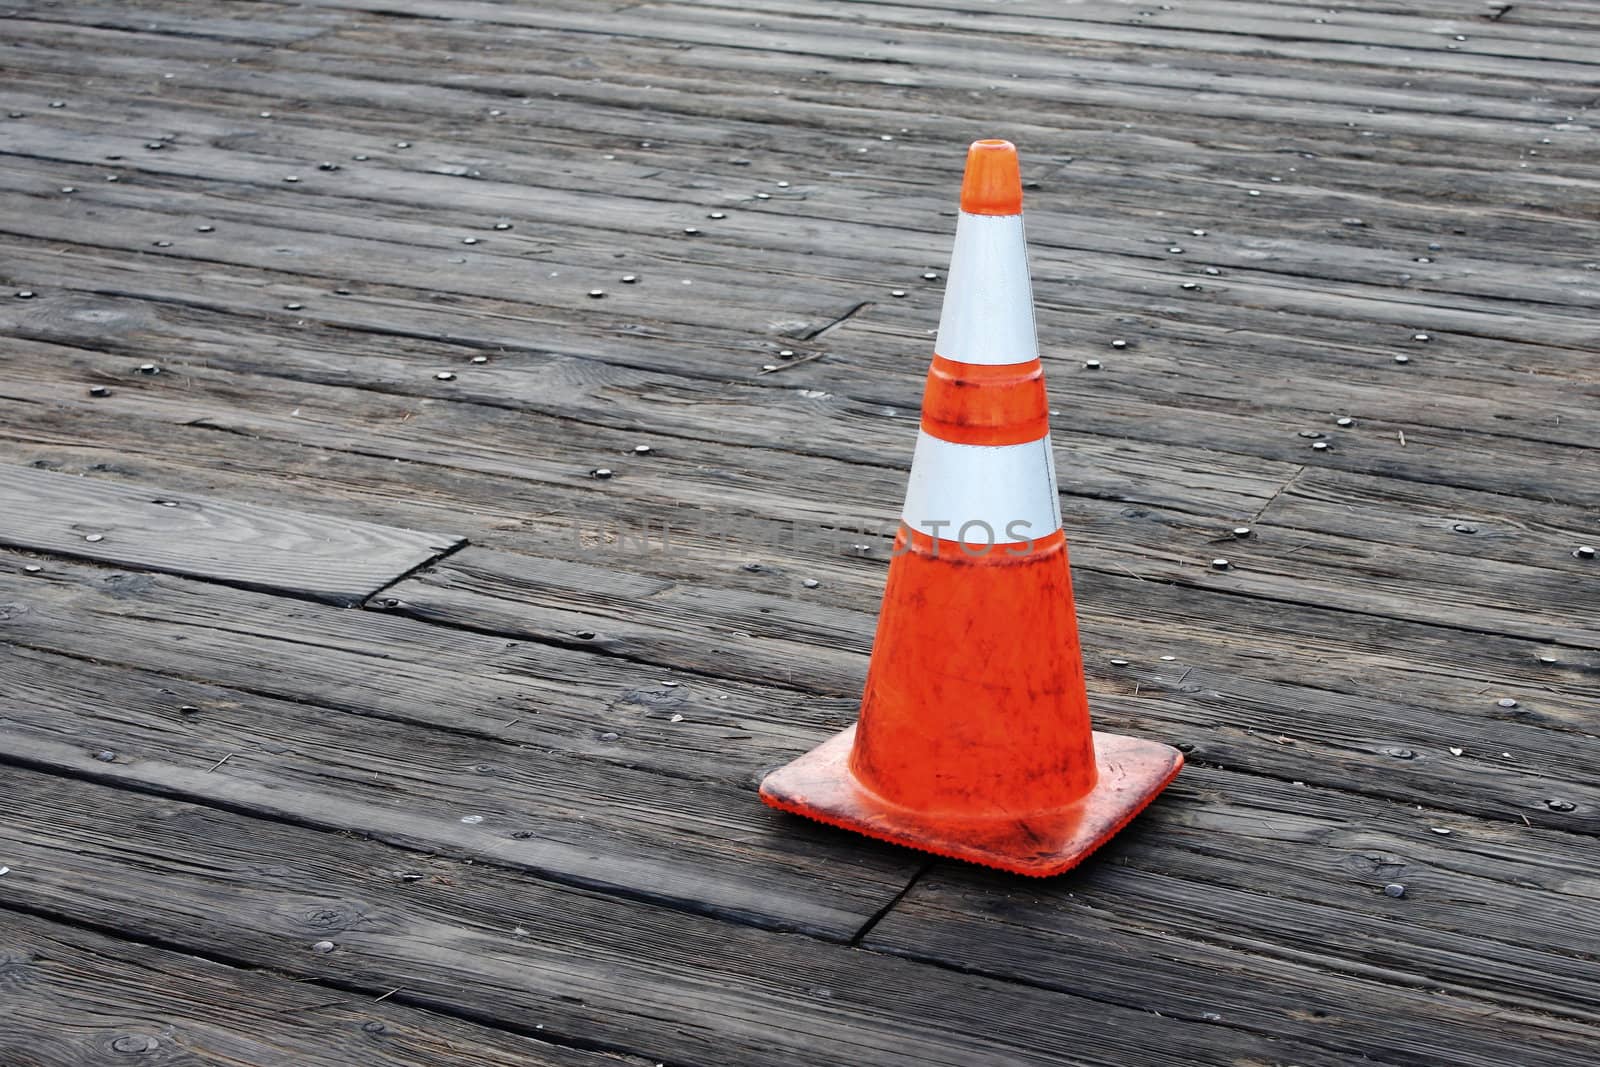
[1496, 698, 1518, 709]
[94, 749, 116, 761]
[23, 564, 41, 574]
[588, 289, 605, 298]
[1546, 799, 1577, 813]
[1110, 339, 1127, 349]
[461, 236, 479, 245]
[619, 275, 636, 284]
[1311, 441, 1330, 451]
[891, 289, 907, 297]
[89, 386, 111, 397]
[1210, 558, 1231, 570]
[591, 468, 613, 479]
[1412, 332, 1430, 342]
[1574, 546, 1596, 560]
[84, 533, 104, 543]
[312, 940, 336, 954]
[1232, 526, 1252, 538]
[283, 175, 299, 183]
[922, 271, 939, 280]
[802, 578, 819, 589]
[1452, 522, 1477, 534]
[683, 226, 699, 235]
[1394, 354, 1411, 364]
[284, 302, 303, 311]
[1083, 359, 1102, 370]
[599, 731, 619, 742]
[15, 290, 34, 299]
[1180, 281, 1200, 290]
[633, 444, 651, 454]
[1336, 416, 1355, 427]
[434, 371, 455, 381]
[709, 211, 726, 219]
[1383, 883, 1406, 898]
[196, 224, 214, 232]
[1384, 747, 1415, 760]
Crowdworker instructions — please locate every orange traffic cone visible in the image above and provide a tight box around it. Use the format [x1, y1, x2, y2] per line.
[760, 139, 1183, 876]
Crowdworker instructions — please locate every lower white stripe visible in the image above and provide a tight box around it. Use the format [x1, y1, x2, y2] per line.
[934, 213, 1039, 367]
[900, 431, 1062, 544]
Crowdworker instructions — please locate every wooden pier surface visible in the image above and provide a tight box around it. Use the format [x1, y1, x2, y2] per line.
[1, 1, 1597, 1064]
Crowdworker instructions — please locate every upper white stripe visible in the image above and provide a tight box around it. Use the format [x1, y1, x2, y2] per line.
[900, 431, 1062, 544]
[933, 212, 1039, 367]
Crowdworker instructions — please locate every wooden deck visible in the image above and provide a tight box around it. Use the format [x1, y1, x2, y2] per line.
[1, 1, 1597, 1063]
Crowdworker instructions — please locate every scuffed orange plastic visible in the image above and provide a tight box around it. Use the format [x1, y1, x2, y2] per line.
[959, 139, 1023, 215]
[920, 356, 1049, 446]
[758, 138, 1183, 877]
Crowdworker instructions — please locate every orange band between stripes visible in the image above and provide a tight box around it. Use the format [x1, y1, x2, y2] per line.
[919, 354, 1050, 447]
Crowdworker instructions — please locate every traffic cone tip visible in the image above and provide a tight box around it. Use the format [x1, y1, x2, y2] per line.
[959, 139, 1023, 216]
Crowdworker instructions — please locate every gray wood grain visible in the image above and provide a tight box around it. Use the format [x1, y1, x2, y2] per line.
[4, 765, 1593, 1067]
[0, 911, 628, 1067]
[0, 463, 461, 606]
[0, 554, 919, 938]
[1, 1, 1597, 1065]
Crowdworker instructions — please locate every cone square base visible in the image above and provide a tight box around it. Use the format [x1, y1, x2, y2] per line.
[759, 725, 1183, 877]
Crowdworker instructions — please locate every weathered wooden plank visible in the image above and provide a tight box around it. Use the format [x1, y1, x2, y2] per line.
[2, 361, 1593, 735]
[0, 765, 1379, 1067]
[8, 9, 1597, 156]
[6, 197, 1594, 457]
[0, 911, 631, 1067]
[253, 0, 1600, 84]
[4, 549, 1596, 931]
[717, 0, 1600, 66]
[370, 543, 1600, 793]
[1, 335, 1594, 649]
[3, 97, 1596, 328]
[6, 38, 1597, 247]
[0, 463, 462, 607]
[0, 553, 920, 938]
[862, 798, 1600, 1066]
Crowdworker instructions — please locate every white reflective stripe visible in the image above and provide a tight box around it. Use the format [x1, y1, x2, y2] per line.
[933, 212, 1039, 367]
[900, 431, 1062, 543]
